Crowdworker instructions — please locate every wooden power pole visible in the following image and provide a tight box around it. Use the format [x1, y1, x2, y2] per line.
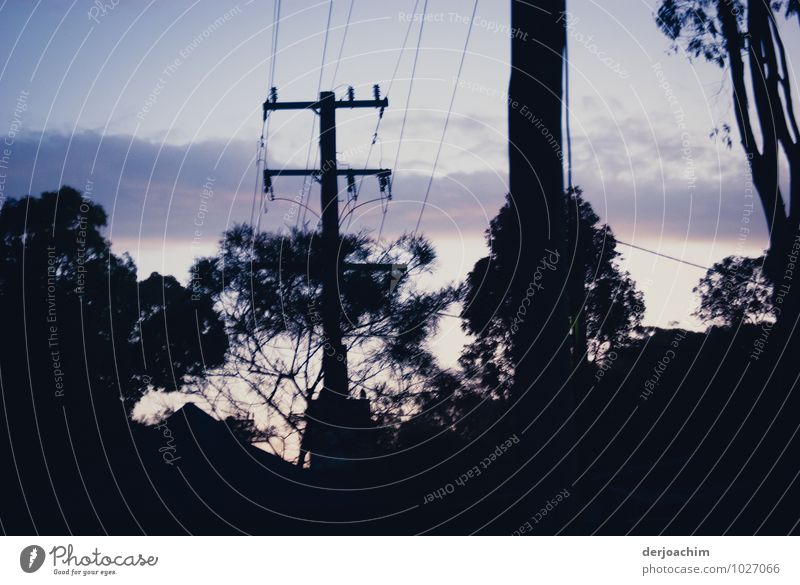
[262, 87, 397, 468]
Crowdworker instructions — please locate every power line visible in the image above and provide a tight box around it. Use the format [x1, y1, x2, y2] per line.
[268, 0, 281, 90]
[328, 0, 356, 228]
[298, 0, 335, 228]
[342, 0, 422, 236]
[616, 240, 711, 271]
[389, 0, 428, 193]
[374, 0, 428, 239]
[616, 240, 771, 289]
[438, 236, 767, 319]
[330, 0, 354, 87]
[412, 0, 479, 237]
[250, 137, 264, 226]
[251, 0, 282, 229]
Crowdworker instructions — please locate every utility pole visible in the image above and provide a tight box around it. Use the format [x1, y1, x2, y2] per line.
[262, 87, 398, 469]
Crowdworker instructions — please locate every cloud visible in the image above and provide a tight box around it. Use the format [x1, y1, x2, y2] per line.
[570, 111, 769, 247]
[1, 123, 770, 284]
[3, 130, 254, 244]
[1, 129, 509, 242]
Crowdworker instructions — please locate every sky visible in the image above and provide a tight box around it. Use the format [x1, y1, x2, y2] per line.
[0, 0, 788, 368]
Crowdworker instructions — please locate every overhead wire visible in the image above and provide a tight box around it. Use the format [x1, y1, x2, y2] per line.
[616, 240, 771, 288]
[376, 0, 428, 239]
[617, 240, 711, 272]
[345, 0, 428, 234]
[330, 0, 354, 87]
[251, 0, 282, 230]
[297, 0, 336, 228]
[411, 0, 479, 237]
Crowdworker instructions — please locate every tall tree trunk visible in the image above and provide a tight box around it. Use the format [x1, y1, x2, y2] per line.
[718, 0, 800, 332]
[719, 2, 798, 259]
[503, 0, 575, 529]
[714, 0, 800, 416]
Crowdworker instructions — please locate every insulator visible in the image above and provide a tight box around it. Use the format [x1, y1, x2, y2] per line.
[346, 173, 356, 199]
[269, 86, 278, 103]
[378, 173, 390, 195]
[263, 170, 272, 194]
[347, 86, 355, 101]
[373, 84, 381, 101]
[376, 172, 391, 200]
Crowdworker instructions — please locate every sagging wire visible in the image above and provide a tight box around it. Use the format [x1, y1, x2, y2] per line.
[252, 0, 281, 233]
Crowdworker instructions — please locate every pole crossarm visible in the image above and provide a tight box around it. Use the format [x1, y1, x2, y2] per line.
[263, 169, 390, 194]
[264, 169, 391, 177]
[263, 98, 388, 118]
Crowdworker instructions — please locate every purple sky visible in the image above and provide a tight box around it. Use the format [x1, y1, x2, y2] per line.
[1, 0, 789, 366]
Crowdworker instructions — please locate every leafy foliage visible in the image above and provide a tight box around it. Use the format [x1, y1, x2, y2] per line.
[190, 225, 456, 459]
[693, 255, 774, 326]
[655, 0, 738, 66]
[655, 0, 800, 322]
[0, 187, 227, 414]
[460, 190, 644, 395]
[567, 188, 645, 359]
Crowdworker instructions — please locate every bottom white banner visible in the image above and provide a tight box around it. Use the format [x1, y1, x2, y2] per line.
[0, 537, 798, 584]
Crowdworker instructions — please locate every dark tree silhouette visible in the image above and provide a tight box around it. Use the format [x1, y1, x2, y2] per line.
[693, 255, 774, 326]
[189, 225, 456, 462]
[459, 196, 521, 397]
[0, 187, 227, 533]
[461, 188, 644, 392]
[0, 187, 227, 409]
[655, 0, 800, 294]
[567, 188, 645, 362]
